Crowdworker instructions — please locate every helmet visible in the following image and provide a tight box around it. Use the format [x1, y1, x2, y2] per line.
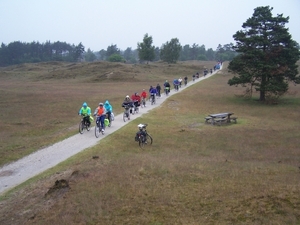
[126, 95, 129, 98]
[99, 102, 103, 106]
[82, 102, 87, 107]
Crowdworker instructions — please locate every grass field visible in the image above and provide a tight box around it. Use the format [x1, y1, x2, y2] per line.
[0, 61, 300, 224]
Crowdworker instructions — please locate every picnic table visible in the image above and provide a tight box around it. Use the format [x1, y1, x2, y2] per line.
[205, 112, 237, 125]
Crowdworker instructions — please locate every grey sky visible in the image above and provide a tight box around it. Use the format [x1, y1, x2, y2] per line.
[1, 0, 299, 51]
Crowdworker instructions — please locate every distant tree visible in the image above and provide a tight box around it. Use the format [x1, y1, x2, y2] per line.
[73, 42, 85, 62]
[106, 44, 120, 58]
[123, 47, 132, 61]
[215, 43, 236, 61]
[154, 47, 160, 61]
[205, 48, 215, 60]
[85, 48, 96, 62]
[108, 53, 124, 62]
[160, 38, 182, 63]
[0, 43, 10, 66]
[7, 41, 25, 64]
[198, 45, 206, 56]
[197, 54, 207, 60]
[122, 47, 138, 63]
[137, 33, 155, 63]
[180, 44, 190, 61]
[189, 43, 199, 60]
[228, 6, 300, 102]
[98, 49, 107, 60]
[42, 41, 53, 61]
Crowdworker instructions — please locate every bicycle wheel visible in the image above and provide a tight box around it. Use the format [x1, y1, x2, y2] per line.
[123, 112, 127, 122]
[139, 136, 145, 148]
[146, 133, 153, 145]
[135, 106, 139, 114]
[131, 107, 135, 115]
[86, 123, 90, 131]
[95, 124, 100, 138]
[79, 121, 84, 134]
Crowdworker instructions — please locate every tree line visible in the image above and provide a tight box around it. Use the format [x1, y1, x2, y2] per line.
[0, 37, 236, 67]
[0, 41, 85, 67]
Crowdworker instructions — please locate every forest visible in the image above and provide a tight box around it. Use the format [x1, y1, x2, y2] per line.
[0, 40, 236, 67]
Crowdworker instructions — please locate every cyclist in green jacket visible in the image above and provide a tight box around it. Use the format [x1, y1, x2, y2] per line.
[78, 102, 91, 127]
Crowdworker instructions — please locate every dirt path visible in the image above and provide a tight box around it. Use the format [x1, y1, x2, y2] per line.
[0, 69, 221, 195]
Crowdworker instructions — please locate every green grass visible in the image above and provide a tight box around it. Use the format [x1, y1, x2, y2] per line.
[0, 61, 300, 224]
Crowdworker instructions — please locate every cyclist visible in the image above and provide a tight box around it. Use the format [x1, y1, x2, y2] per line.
[131, 92, 141, 111]
[122, 95, 133, 120]
[104, 100, 113, 125]
[178, 77, 183, 88]
[173, 78, 179, 91]
[184, 76, 188, 85]
[192, 74, 196, 81]
[156, 83, 161, 97]
[140, 89, 147, 107]
[78, 102, 91, 127]
[164, 80, 171, 95]
[149, 85, 157, 103]
[93, 103, 107, 133]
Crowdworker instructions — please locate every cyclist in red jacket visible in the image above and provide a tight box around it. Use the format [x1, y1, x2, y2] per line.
[131, 92, 141, 108]
[140, 89, 147, 107]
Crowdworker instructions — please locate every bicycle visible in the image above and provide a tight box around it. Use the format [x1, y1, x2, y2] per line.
[106, 112, 113, 127]
[174, 84, 179, 91]
[165, 87, 170, 96]
[133, 101, 140, 113]
[141, 97, 146, 108]
[79, 114, 91, 134]
[150, 94, 156, 105]
[135, 123, 153, 148]
[122, 105, 131, 122]
[130, 104, 135, 115]
[95, 115, 105, 138]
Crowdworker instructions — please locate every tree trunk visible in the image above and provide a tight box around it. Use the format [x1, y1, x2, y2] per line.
[259, 90, 265, 101]
[260, 74, 266, 101]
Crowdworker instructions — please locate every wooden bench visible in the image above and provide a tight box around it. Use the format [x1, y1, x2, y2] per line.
[205, 116, 212, 123]
[230, 117, 238, 123]
[214, 117, 227, 126]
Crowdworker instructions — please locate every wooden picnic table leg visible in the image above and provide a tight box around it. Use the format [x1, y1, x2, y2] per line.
[227, 115, 231, 123]
[211, 117, 215, 125]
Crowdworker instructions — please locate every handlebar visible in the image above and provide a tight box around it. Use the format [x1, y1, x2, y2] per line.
[80, 113, 89, 117]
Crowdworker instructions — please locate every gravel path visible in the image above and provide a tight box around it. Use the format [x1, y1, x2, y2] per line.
[0, 70, 220, 195]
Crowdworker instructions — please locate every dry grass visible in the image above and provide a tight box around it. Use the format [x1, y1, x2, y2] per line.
[0, 61, 300, 224]
[0, 60, 215, 165]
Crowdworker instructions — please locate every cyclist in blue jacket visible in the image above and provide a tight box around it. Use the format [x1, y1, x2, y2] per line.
[104, 100, 113, 124]
[149, 86, 157, 103]
[173, 79, 179, 91]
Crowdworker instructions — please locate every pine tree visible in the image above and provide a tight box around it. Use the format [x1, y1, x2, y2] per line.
[228, 6, 300, 101]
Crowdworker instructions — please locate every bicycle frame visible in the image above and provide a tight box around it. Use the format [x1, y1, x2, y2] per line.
[136, 124, 153, 148]
[150, 94, 155, 104]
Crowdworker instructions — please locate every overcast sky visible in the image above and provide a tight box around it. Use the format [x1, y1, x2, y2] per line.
[1, 0, 299, 52]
